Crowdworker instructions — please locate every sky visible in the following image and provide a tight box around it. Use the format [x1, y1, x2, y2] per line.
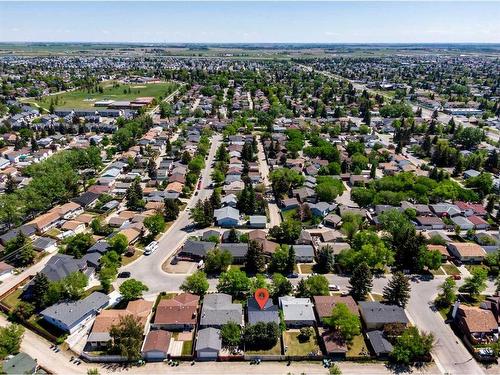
[0, 1, 499, 44]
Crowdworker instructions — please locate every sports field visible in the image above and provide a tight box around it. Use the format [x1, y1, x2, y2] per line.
[24, 81, 178, 111]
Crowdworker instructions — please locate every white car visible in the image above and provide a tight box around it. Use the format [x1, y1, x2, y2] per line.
[144, 241, 158, 255]
[328, 284, 340, 291]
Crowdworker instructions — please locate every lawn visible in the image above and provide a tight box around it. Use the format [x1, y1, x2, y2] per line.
[442, 263, 461, 276]
[82, 285, 114, 299]
[181, 341, 193, 356]
[121, 249, 143, 266]
[465, 264, 489, 274]
[346, 334, 369, 358]
[25, 81, 178, 111]
[1, 289, 23, 310]
[431, 267, 446, 276]
[369, 293, 384, 302]
[246, 338, 282, 355]
[283, 331, 320, 356]
[299, 264, 315, 274]
[282, 208, 297, 221]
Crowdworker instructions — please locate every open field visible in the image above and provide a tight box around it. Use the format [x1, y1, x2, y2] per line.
[23, 81, 177, 111]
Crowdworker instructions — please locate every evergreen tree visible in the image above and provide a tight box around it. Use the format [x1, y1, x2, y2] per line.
[210, 188, 222, 210]
[227, 228, 239, 243]
[245, 240, 266, 273]
[383, 272, 411, 308]
[164, 199, 180, 221]
[286, 245, 296, 274]
[4, 175, 16, 194]
[31, 273, 50, 309]
[349, 262, 373, 301]
[316, 245, 335, 274]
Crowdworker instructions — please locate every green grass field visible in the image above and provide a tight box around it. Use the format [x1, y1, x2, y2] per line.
[24, 81, 177, 111]
[283, 331, 320, 356]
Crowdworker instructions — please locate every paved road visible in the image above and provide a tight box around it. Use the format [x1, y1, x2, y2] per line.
[119, 134, 222, 295]
[256, 135, 282, 227]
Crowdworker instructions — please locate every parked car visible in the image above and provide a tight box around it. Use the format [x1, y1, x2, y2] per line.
[118, 271, 131, 278]
[328, 284, 340, 291]
[453, 274, 461, 280]
[144, 241, 159, 255]
[287, 273, 299, 278]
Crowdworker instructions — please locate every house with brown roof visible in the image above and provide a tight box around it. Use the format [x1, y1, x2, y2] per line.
[456, 305, 498, 344]
[447, 242, 486, 263]
[152, 293, 200, 330]
[427, 244, 450, 262]
[56, 202, 83, 220]
[166, 181, 184, 194]
[313, 295, 359, 324]
[142, 330, 172, 361]
[118, 227, 142, 245]
[87, 299, 153, 349]
[30, 211, 60, 234]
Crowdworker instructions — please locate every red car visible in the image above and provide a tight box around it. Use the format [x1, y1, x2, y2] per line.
[453, 274, 461, 280]
[197, 181, 202, 189]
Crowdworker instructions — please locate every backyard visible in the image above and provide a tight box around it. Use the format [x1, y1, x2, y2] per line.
[246, 337, 283, 356]
[24, 81, 178, 110]
[283, 330, 321, 357]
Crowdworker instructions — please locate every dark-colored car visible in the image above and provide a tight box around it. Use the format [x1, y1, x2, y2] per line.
[118, 271, 131, 278]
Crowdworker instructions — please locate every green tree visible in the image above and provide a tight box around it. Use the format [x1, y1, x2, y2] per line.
[349, 262, 373, 301]
[243, 322, 280, 350]
[316, 245, 335, 273]
[270, 273, 293, 299]
[119, 279, 149, 301]
[125, 178, 145, 210]
[110, 315, 143, 361]
[435, 277, 457, 308]
[18, 242, 35, 267]
[144, 214, 166, 238]
[205, 249, 232, 274]
[108, 233, 128, 254]
[0, 324, 24, 360]
[391, 327, 434, 365]
[269, 219, 302, 244]
[31, 272, 50, 309]
[245, 240, 266, 273]
[270, 245, 289, 274]
[220, 322, 241, 348]
[323, 303, 361, 343]
[286, 245, 296, 274]
[459, 268, 487, 298]
[269, 168, 304, 198]
[12, 302, 35, 322]
[164, 199, 180, 221]
[383, 272, 411, 308]
[296, 275, 329, 297]
[180, 271, 209, 296]
[65, 233, 94, 258]
[61, 271, 88, 300]
[217, 268, 250, 299]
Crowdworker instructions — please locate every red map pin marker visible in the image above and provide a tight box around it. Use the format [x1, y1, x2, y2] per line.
[254, 288, 269, 310]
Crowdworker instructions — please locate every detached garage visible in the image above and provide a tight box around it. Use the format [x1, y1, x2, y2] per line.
[142, 330, 172, 361]
[195, 328, 221, 360]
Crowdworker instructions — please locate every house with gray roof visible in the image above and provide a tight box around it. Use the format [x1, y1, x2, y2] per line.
[219, 243, 248, 263]
[221, 194, 238, 208]
[430, 204, 461, 217]
[214, 206, 240, 228]
[309, 202, 336, 217]
[451, 215, 474, 230]
[359, 302, 409, 330]
[40, 292, 110, 334]
[293, 245, 315, 263]
[247, 297, 280, 325]
[196, 328, 222, 360]
[2, 352, 38, 375]
[179, 239, 216, 260]
[279, 296, 316, 327]
[199, 293, 243, 328]
[32, 236, 57, 253]
[366, 330, 394, 358]
[248, 215, 267, 229]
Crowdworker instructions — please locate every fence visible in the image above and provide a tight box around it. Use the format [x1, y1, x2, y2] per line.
[80, 352, 128, 363]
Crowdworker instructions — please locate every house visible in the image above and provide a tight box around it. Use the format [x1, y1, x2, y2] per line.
[307, 202, 333, 218]
[196, 328, 222, 360]
[468, 215, 490, 230]
[358, 302, 409, 330]
[57, 202, 84, 220]
[456, 304, 498, 344]
[214, 206, 240, 227]
[219, 243, 248, 263]
[296, 229, 313, 245]
[0, 261, 14, 279]
[323, 213, 342, 228]
[152, 293, 199, 330]
[247, 297, 280, 325]
[36, 254, 91, 283]
[427, 245, 450, 261]
[415, 216, 445, 230]
[313, 295, 359, 324]
[248, 215, 266, 229]
[451, 216, 474, 231]
[464, 169, 480, 179]
[293, 245, 315, 263]
[142, 330, 172, 361]
[118, 227, 141, 245]
[447, 242, 486, 263]
[366, 330, 393, 358]
[32, 237, 57, 253]
[179, 239, 216, 260]
[29, 211, 60, 233]
[0, 225, 36, 246]
[40, 292, 109, 334]
[292, 187, 316, 203]
[279, 296, 316, 327]
[61, 220, 86, 234]
[199, 293, 243, 328]
[2, 352, 38, 375]
[221, 194, 238, 208]
[319, 328, 347, 357]
[72, 191, 100, 209]
[201, 230, 222, 242]
[282, 198, 300, 210]
[87, 299, 153, 348]
[430, 204, 461, 217]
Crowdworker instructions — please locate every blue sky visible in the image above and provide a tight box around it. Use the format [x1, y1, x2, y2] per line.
[1, 1, 499, 43]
